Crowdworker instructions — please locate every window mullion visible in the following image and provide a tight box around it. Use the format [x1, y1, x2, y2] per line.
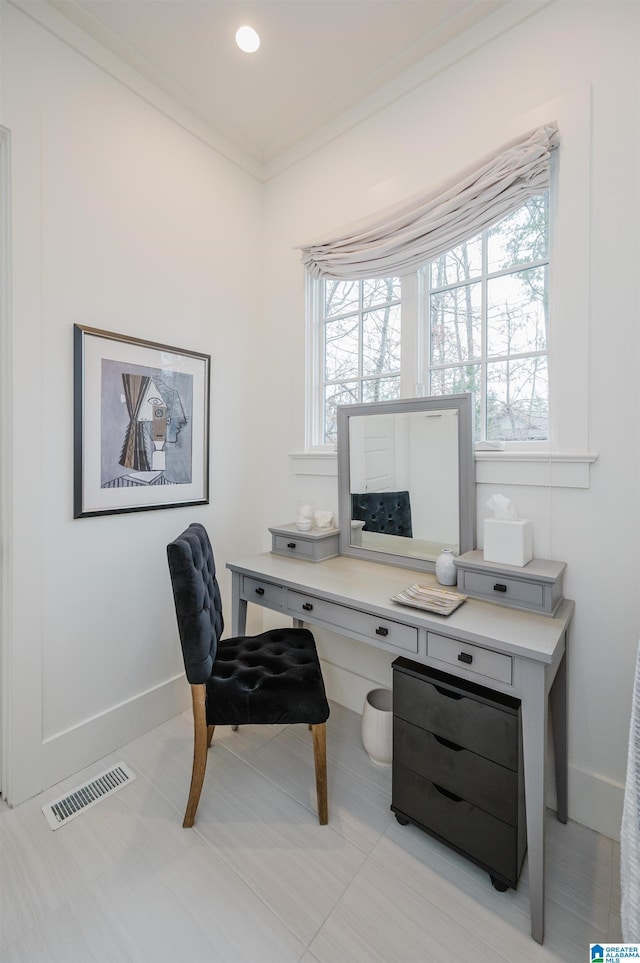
[400, 272, 421, 395]
[480, 229, 488, 440]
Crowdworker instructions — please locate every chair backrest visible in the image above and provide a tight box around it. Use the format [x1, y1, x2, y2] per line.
[351, 490, 413, 538]
[167, 523, 224, 684]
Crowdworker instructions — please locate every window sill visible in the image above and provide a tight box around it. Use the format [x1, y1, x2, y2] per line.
[290, 449, 598, 488]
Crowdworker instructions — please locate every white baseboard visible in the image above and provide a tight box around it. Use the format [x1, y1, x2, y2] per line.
[41, 674, 190, 792]
[568, 763, 624, 842]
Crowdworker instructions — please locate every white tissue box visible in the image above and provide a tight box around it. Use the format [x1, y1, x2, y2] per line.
[484, 518, 533, 567]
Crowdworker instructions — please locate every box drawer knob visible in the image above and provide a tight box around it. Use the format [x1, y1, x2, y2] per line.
[493, 583, 508, 593]
[302, 602, 313, 612]
[376, 626, 389, 637]
[458, 651, 473, 665]
[255, 587, 265, 596]
[287, 541, 296, 549]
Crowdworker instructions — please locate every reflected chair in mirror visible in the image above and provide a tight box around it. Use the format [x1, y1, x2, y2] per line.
[167, 522, 330, 828]
[351, 490, 413, 538]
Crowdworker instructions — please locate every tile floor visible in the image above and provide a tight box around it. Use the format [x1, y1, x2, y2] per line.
[0, 702, 622, 962]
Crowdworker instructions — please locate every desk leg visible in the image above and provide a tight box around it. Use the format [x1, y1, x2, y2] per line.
[521, 660, 548, 945]
[550, 649, 568, 823]
[231, 571, 248, 636]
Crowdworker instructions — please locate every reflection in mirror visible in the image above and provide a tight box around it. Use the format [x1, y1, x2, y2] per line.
[337, 395, 475, 573]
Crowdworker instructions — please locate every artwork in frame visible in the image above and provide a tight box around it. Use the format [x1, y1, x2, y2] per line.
[74, 324, 210, 518]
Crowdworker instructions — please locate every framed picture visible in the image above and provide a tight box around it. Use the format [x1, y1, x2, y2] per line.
[74, 324, 210, 518]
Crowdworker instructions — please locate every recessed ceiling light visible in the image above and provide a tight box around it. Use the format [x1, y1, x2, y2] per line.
[235, 25, 260, 54]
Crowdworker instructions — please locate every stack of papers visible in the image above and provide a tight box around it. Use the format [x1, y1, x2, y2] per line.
[391, 583, 467, 616]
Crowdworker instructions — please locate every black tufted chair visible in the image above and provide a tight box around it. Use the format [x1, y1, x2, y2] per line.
[351, 490, 413, 538]
[167, 523, 330, 828]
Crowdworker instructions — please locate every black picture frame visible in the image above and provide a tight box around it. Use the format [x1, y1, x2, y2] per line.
[73, 324, 210, 518]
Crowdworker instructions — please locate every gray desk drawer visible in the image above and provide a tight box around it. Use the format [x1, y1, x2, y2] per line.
[393, 717, 518, 825]
[241, 576, 284, 609]
[393, 668, 518, 769]
[272, 535, 315, 560]
[288, 591, 418, 653]
[427, 631, 513, 685]
[463, 571, 543, 607]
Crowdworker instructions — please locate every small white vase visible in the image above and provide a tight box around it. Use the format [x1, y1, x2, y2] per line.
[435, 549, 457, 586]
[361, 688, 393, 766]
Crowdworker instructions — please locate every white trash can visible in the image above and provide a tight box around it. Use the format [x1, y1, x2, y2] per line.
[361, 687, 393, 765]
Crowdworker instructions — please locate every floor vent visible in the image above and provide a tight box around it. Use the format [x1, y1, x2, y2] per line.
[42, 762, 136, 830]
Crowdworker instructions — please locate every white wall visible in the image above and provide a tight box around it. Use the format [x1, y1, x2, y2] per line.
[2, 0, 638, 842]
[1, 3, 265, 802]
[262, 0, 640, 839]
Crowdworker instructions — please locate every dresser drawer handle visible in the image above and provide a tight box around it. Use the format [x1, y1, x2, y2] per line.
[434, 783, 463, 803]
[287, 542, 297, 549]
[255, 587, 265, 596]
[434, 734, 464, 752]
[375, 626, 389, 637]
[493, 583, 508, 593]
[302, 602, 313, 612]
[457, 652, 473, 665]
[434, 684, 463, 700]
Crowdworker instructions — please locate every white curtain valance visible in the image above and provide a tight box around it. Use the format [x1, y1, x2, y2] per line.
[298, 124, 559, 280]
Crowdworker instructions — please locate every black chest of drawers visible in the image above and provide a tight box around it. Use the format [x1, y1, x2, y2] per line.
[391, 656, 526, 890]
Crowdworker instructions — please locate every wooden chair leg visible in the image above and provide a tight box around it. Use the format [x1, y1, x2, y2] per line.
[311, 723, 328, 825]
[184, 684, 209, 828]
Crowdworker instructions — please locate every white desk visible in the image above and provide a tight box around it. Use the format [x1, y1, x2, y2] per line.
[227, 552, 573, 945]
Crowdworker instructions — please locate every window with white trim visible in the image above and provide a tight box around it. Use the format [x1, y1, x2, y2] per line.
[309, 192, 550, 449]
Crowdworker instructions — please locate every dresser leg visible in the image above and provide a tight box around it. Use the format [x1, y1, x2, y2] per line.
[231, 571, 248, 636]
[521, 661, 547, 944]
[550, 649, 568, 823]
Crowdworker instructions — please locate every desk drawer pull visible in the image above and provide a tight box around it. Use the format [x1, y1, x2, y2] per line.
[287, 542, 296, 549]
[434, 783, 463, 803]
[302, 602, 313, 612]
[434, 684, 463, 700]
[376, 626, 389, 637]
[458, 652, 473, 665]
[493, 583, 508, 593]
[434, 734, 464, 752]
[255, 587, 265, 596]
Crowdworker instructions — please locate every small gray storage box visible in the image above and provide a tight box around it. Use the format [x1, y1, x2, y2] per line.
[269, 523, 340, 562]
[454, 550, 565, 616]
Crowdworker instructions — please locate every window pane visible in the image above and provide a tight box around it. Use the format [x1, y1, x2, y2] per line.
[325, 316, 360, 380]
[486, 266, 548, 357]
[430, 365, 481, 437]
[430, 236, 482, 289]
[362, 377, 400, 404]
[362, 277, 401, 308]
[430, 282, 481, 364]
[362, 305, 401, 376]
[324, 382, 360, 444]
[487, 194, 548, 273]
[486, 357, 548, 441]
[324, 279, 359, 318]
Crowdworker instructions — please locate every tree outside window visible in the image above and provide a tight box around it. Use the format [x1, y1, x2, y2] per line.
[321, 277, 401, 444]
[314, 193, 549, 447]
[428, 193, 549, 441]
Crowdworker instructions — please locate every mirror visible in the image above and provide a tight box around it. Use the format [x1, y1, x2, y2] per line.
[337, 394, 476, 572]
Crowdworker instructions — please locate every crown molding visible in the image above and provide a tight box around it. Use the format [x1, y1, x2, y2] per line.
[9, 0, 555, 183]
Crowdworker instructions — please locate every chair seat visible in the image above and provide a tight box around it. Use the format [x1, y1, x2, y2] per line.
[205, 627, 330, 728]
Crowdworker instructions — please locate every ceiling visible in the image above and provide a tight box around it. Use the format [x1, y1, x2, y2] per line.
[39, 0, 517, 171]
